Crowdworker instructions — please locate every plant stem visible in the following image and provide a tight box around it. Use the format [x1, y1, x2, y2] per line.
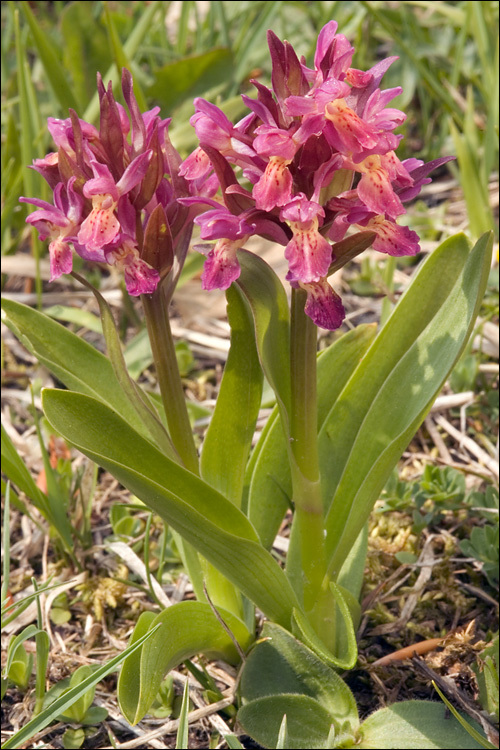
[142, 285, 199, 475]
[142, 285, 207, 603]
[288, 288, 327, 613]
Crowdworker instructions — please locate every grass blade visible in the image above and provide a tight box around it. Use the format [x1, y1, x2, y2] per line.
[176, 680, 190, 749]
[2, 624, 162, 749]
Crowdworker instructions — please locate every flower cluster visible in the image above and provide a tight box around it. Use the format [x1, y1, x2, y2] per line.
[21, 70, 197, 296]
[179, 21, 452, 328]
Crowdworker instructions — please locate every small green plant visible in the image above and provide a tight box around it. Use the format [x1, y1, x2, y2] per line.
[473, 635, 499, 723]
[461, 486, 499, 586]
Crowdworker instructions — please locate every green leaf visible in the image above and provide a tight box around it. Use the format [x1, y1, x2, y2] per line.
[201, 284, 263, 507]
[1, 299, 169, 452]
[43, 305, 103, 334]
[246, 324, 377, 549]
[41, 389, 299, 627]
[176, 680, 190, 749]
[5, 626, 42, 689]
[238, 622, 359, 747]
[147, 48, 234, 112]
[118, 602, 252, 725]
[2, 624, 161, 750]
[321, 232, 493, 577]
[1, 423, 49, 519]
[291, 581, 358, 671]
[19, 2, 80, 112]
[60, 666, 95, 723]
[276, 714, 289, 750]
[238, 695, 335, 750]
[223, 734, 245, 749]
[236, 249, 292, 436]
[431, 681, 495, 749]
[358, 701, 486, 749]
[62, 728, 85, 750]
[1, 423, 73, 551]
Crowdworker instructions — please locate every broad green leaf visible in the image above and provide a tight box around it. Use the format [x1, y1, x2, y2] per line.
[19, 2, 80, 113]
[358, 701, 486, 749]
[147, 48, 234, 112]
[246, 325, 377, 549]
[2, 624, 161, 750]
[291, 581, 358, 671]
[239, 623, 358, 723]
[1, 299, 167, 451]
[201, 284, 263, 507]
[238, 696, 335, 750]
[321, 232, 493, 577]
[236, 249, 292, 437]
[118, 601, 252, 725]
[60, 666, 95, 723]
[41, 389, 299, 627]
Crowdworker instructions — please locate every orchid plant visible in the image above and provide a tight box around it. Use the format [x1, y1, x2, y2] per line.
[3, 20, 493, 750]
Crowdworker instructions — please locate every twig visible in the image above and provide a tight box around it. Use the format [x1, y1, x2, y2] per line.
[434, 415, 499, 480]
[115, 691, 234, 748]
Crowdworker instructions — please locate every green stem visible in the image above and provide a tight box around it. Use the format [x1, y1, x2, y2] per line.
[142, 285, 207, 603]
[288, 288, 327, 613]
[142, 286, 199, 475]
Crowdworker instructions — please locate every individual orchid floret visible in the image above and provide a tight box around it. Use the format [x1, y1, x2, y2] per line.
[328, 191, 421, 257]
[20, 178, 85, 281]
[77, 152, 152, 252]
[350, 152, 411, 219]
[193, 207, 255, 290]
[291, 276, 345, 330]
[197, 237, 247, 291]
[106, 235, 160, 296]
[252, 156, 294, 212]
[306, 21, 355, 87]
[280, 195, 333, 283]
[30, 152, 61, 189]
[179, 99, 255, 182]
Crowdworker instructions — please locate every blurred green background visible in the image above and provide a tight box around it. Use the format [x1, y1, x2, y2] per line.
[2, 0, 498, 269]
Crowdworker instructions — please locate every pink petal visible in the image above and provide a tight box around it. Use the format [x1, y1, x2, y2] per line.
[198, 239, 241, 291]
[302, 279, 345, 330]
[78, 206, 120, 251]
[285, 228, 333, 283]
[369, 218, 420, 256]
[357, 167, 405, 219]
[123, 258, 160, 296]
[252, 157, 293, 211]
[48, 238, 73, 281]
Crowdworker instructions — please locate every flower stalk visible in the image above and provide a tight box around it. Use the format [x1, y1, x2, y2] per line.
[288, 288, 327, 615]
[141, 285, 199, 476]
